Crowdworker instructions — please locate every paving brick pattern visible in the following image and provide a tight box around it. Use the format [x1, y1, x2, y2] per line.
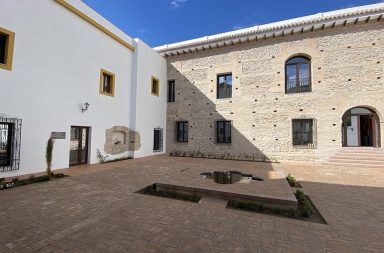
[0, 156, 383, 252]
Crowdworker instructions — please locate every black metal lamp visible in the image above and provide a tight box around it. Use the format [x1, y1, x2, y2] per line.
[81, 102, 90, 113]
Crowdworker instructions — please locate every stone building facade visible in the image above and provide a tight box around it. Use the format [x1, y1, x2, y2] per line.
[156, 5, 384, 162]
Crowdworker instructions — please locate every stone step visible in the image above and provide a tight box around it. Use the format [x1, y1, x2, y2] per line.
[326, 148, 384, 168]
[323, 162, 384, 169]
[330, 154, 384, 161]
[328, 158, 384, 164]
[340, 148, 384, 154]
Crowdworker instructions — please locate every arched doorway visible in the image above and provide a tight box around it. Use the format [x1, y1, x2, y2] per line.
[342, 107, 381, 147]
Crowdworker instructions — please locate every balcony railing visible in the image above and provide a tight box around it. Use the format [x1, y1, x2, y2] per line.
[285, 78, 311, 94]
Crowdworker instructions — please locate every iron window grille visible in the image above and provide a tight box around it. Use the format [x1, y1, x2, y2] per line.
[285, 56, 312, 94]
[216, 121, 232, 144]
[153, 128, 163, 152]
[0, 116, 22, 172]
[217, 73, 232, 99]
[292, 119, 316, 148]
[176, 121, 188, 142]
[168, 80, 175, 102]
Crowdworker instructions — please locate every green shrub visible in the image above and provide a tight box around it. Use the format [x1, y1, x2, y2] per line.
[295, 189, 313, 218]
[46, 137, 54, 177]
[286, 173, 297, 187]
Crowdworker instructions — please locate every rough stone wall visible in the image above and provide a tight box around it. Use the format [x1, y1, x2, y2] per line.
[104, 126, 141, 155]
[166, 22, 384, 162]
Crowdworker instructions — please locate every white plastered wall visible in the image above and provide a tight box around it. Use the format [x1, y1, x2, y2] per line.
[0, 0, 167, 177]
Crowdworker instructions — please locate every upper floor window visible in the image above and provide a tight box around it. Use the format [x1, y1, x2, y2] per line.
[99, 69, 115, 97]
[285, 56, 311, 94]
[292, 119, 314, 146]
[216, 121, 231, 144]
[151, 76, 160, 96]
[0, 27, 15, 71]
[168, 80, 175, 102]
[217, 73, 232, 99]
[176, 121, 188, 142]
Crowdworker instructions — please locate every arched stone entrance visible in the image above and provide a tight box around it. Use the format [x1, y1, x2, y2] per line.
[342, 107, 381, 147]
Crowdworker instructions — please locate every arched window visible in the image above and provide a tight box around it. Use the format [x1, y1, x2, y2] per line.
[285, 56, 311, 93]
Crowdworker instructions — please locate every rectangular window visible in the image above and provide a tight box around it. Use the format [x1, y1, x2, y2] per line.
[216, 121, 231, 144]
[0, 116, 21, 172]
[0, 123, 12, 167]
[292, 119, 314, 146]
[99, 69, 115, 97]
[168, 80, 175, 102]
[153, 128, 163, 152]
[151, 76, 160, 96]
[217, 73, 232, 99]
[0, 27, 15, 71]
[0, 34, 6, 64]
[176, 121, 188, 142]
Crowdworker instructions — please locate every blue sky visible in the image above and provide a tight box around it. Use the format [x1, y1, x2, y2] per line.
[82, 0, 383, 47]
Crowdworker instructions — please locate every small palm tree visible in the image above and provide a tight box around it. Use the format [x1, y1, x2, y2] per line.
[46, 137, 54, 177]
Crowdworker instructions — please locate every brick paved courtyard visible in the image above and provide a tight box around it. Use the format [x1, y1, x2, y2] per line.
[1, 156, 384, 252]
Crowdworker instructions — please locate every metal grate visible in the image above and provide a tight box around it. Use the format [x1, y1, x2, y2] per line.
[292, 118, 317, 148]
[153, 128, 163, 152]
[0, 116, 22, 172]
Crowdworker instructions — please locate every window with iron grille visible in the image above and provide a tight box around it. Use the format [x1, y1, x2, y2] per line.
[216, 121, 231, 144]
[217, 73, 232, 99]
[168, 80, 175, 102]
[0, 116, 22, 172]
[153, 128, 163, 152]
[292, 119, 314, 146]
[176, 121, 188, 142]
[285, 56, 311, 94]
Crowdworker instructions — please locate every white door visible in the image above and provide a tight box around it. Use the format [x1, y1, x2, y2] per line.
[347, 116, 358, 146]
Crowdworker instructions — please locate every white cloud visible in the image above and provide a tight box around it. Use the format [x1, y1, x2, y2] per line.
[138, 29, 147, 34]
[232, 23, 258, 31]
[171, 0, 187, 9]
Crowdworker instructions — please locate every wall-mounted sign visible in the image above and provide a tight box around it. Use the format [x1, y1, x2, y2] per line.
[51, 132, 66, 139]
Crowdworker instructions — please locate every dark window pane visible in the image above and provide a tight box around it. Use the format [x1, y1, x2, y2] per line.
[103, 74, 112, 93]
[285, 56, 311, 93]
[217, 74, 232, 99]
[292, 119, 313, 146]
[168, 80, 175, 102]
[224, 122, 231, 143]
[216, 121, 231, 143]
[176, 122, 188, 142]
[286, 65, 297, 93]
[184, 123, 188, 141]
[152, 78, 159, 95]
[154, 128, 163, 151]
[0, 34, 7, 64]
[0, 123, 12, 166]
[154, 130, 160, 150]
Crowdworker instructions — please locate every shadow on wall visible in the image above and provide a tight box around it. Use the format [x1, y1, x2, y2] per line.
[166, 64, 275, 163]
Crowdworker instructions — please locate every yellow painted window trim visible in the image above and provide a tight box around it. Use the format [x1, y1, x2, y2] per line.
[55, 0, 135, 52]
[0, 27, 15, 71]
[99, 69, 116, 97]
[151, 76, 160, 96]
